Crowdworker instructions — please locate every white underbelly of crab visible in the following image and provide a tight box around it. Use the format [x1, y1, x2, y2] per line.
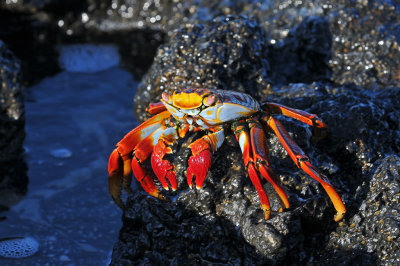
[198, 103, 259, 125]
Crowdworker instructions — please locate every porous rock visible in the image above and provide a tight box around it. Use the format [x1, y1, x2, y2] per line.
[133, 16, 272, 122]
[0, 41, 27, 210]
[86, 0, 399, 89]
[323, 155, 400, 265]
[111, 192, 267, 265]
[112, 11, 400, 264]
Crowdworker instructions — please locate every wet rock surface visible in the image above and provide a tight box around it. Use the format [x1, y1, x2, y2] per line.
[326, 155, 400, 265]
[133, 16, 272, 122]
[0, 41, 27, 211]
[116, 84, 400, 264]
[1, 0, 398, 87]
[112, 192, 267, 265]
[85, 0, 399, 89]
[112, 8, 400, 266]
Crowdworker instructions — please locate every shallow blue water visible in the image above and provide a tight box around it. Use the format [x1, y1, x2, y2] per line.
[0, 45, 139, 265]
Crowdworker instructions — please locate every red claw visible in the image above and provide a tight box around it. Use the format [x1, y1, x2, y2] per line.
[151, 141, 178, 191]
[131, 158, 161, 198]
[187, 149, 212, 189]
[166, 171, 177, 191]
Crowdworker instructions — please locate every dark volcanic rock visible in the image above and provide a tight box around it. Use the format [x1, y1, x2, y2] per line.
[326, 1, 400, 88]
[326, 155, 400, 265]
[114, 83, 400, 264]
[0, 41, 27, 210]
[111, 192, 267, 265]
[245, 0, 400, 88]
[0, 7, 61, 86]
[112, 10, 400, 265]
[268, 16, 333, 84]
[102, 0, 399, 89]
[133, 16, 272, 122]
[2, 0, 398, 87]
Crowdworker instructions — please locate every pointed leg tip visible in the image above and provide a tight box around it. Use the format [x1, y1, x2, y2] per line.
[148, 189, 168, 201]
[261, 203, 271, 220]
[111, 196, 126, 210]
[334, 211, 346, 222]
[158, 194, 169, 201]
[187, 171, 193, 189]
[264, 209, 271, 220]
[277, 204, 290, 213]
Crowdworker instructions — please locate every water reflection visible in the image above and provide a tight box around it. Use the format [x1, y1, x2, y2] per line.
[0, 45, 137, 265]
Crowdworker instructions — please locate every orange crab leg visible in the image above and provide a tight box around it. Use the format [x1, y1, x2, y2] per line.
[116, 110, 170, 158]
[146, 102, 167, 115]
[234, 121, 271, 220]
[262, 102, 328, 129]
[108, 110, 170, 208]
[132, 127, 166, 200]
[118, 111, 170, 190]
[266, 116, 346, 222]
[187, 127, 225, 189]
[248, 119, 290, 211]
[151, 127, 179, 191]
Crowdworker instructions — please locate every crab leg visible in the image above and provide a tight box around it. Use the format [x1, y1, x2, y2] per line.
[108, 110, 170, 208]
[262, 102, 328, 129]
[108, 150, 125, 208]
[266, 116, 346, 221]
[187, 127, 225, 189]
[248, 118, 290, 211]
[233, 121, 271, 220]
[131, 127, 167, 200]
[146, 102, 167, 115]
[151, 127, 179, 191]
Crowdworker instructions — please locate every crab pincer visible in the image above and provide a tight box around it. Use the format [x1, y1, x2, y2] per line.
[151, 130, 179, 191]
[187, 139, 213, 189]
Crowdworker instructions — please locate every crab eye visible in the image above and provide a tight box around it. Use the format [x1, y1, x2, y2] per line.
[162, 92, 170, 103]
[203, 94, 216, 106]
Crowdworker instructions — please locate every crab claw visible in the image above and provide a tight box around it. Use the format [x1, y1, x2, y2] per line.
[108, 148, 126, 209]
[187, 149, 212, 189]
[131, 158, 165, 200]
[151, 140, 178, 191]
[187, 130, 224, 189]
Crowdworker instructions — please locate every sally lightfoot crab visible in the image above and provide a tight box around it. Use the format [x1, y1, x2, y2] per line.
[108, 88, 346, 221]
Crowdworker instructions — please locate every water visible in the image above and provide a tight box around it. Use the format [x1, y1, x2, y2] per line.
[58, 44, 121, 73]
[0, 45, 139, 265]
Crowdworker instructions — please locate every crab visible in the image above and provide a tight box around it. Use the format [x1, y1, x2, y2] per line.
[108, 88, 346, 221]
